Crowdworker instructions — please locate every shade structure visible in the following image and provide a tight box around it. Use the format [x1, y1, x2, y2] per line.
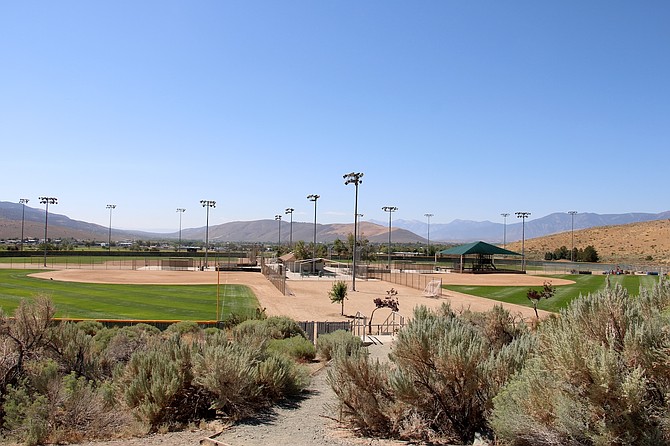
[438, 241, 521, 273]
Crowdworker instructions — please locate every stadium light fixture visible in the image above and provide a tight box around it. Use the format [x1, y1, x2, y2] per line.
[106, 204, 116, 252]
[515, 211, 531, 271]
[382, 206, 398, 269]
[275, 214, 282, 247]
[19, 198, 29, 251]
[39, 197, 57, 267]
[307, 194, 320, 274]
[200, 200, 216, 269]
[344, 172, 363, 291]
[424, 213, 433, 252]
[501, 213, 510, 248]
[176, 208, 186, 252]
[568, 211, 578, 262]
[285, 208, 294, 247]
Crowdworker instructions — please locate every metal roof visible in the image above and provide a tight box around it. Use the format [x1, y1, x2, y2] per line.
[438, 241, 521, 256]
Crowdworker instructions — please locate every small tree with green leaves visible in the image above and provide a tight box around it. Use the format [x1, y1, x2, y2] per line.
[329, 280, 348, 316]
[526, 281, 555, 318]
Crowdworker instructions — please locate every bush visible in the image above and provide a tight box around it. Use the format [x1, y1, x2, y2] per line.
[267, 335, 316, 362]
[232, 316, 305, 343]
[491, 282, 670, 445]
[165, 321, 203, 337]
[328, 304, 533, 444]
[192, 340, 308, 419]
[316, 330, 363, 361]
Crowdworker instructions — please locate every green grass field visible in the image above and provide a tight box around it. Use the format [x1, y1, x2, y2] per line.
[444, 274, 661, 313]
[0, 269, 259, 320]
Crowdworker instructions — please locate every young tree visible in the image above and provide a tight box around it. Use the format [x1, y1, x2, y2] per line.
[369, 288, 399, 333]
[329, 280, 348, 316]
[526, 281, 555, 318]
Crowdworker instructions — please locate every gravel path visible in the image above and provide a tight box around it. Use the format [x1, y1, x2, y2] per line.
[73, 341, 404, 446]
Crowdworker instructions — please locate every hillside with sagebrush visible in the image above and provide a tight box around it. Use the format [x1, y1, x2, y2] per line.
[505, 219, 670, 265]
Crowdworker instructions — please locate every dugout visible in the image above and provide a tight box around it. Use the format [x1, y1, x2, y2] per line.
[161, 257, 195, 271]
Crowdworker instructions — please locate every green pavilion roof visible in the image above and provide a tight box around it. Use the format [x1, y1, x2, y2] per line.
[438, 241, 521, 256]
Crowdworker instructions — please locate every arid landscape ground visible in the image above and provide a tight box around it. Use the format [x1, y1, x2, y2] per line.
[505, 218, 670, 265]
[14, 267, 570, 446]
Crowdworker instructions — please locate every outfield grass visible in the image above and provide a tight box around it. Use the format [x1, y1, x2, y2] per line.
[444, 274, 661, 313]
[0, 270, 259, 320]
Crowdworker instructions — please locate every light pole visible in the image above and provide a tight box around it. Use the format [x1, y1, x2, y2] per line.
[568, 211, 577, 262]
[200, 200, 216, 269]
[515, 212, 530, 272]
[501, 213, 509, 248]
[39, 197, 57, 267]
[19, 198, 29, 251]
[176, 208, 186, 252]
[382, 206, 398, 269]
[275, 214, 282, 248]
[307, 194, 320, 274]
[344, 172, 363, 291]
[106, 204, 116, 252]
[424, 213, 433, 253]
[285, 208, 294, 248]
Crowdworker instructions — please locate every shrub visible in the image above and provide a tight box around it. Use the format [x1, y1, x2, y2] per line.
[165, 321, 203, 337]
[327, 348, 395, 437]
[232, 316, 305, 343]
[117, 336, 213, 430]
[192, 340, 308, 419]
[491, 282, 670, 445]
[316, 330, 363, 361]
[267, 335, 316, 362]
[329, 304, 533, 444]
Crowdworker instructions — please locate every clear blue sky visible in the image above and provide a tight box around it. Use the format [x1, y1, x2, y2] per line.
[2, 1, 668, 232]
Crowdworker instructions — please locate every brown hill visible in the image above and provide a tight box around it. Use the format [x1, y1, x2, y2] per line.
[505, 219, 670, 265]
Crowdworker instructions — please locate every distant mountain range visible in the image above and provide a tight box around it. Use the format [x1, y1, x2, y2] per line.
[1, 201, 668, 245]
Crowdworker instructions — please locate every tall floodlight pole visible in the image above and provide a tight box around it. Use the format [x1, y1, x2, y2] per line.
[307, 194, 320, 274]
[424, 213, 433, 252]
[200, 200, 216, 269]
[19, 198, 29, 251]
[39, 197, 57, 267]
[515, 212, 531, 272]
[344, 172, 363, 291]
[275, 215, 282, 247]
[568, 211, 578, 262]
[285, 208, 294, 248]
[106, 204, 116, 252]
[501, 213, 510, 248]
[382, 206, 398, 269]
[176, 208, 186, 252]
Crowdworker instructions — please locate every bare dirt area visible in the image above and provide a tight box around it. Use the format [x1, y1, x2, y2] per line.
[30, 269, 570, 321]
[25, 268, 570, 446]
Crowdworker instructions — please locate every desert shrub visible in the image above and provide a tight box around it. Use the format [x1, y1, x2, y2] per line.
[46, 322, 101, 380]
[2, 381, 49, 446]
[491, 282, 670, 445]
[329, 303, 533, 444]
[165, 321, 203, 337]
[192, 340, 307, 419]
[316, 329, 363, 361]
[117, 335, 213, 430]
[388, 305, 534, 443]
[76, 320, 105, 336]
[3, 359, 132, 445]
[267, 335, 316, 362]
[327, 348, 395, 437]
[232, 316, 305, 343]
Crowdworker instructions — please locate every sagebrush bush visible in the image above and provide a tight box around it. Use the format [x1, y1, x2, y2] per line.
[316, 329, 363, 361]
[267, 335, 316, 362]
[491, 281, 670, 445]
[165, 320, 203, 336]
[329, 303, 532, 444]
[232, 316, 306, 342]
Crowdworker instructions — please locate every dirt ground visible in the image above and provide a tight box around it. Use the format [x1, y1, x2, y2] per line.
[23, 268, 573, 446]
[30, 269, 574, 321]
